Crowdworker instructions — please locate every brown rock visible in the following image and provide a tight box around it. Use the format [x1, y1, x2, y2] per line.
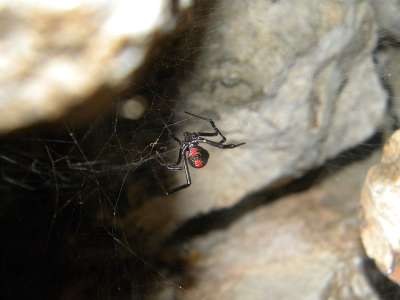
[361, 129, 400, 284]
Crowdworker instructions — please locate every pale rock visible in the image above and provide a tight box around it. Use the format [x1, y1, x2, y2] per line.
[375, 44, 400, 127]
[361, 129, 400, 284]
[0, 0, 192, 133]
[156, 153, 381, 300]
[369, 0, 400, 40]
[133, 0, 386, 240]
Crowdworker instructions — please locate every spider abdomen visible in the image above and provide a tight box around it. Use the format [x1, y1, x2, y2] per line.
[187, 146, 209, 168]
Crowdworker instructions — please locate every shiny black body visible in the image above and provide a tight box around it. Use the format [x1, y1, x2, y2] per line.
[156, 111, 245, 195]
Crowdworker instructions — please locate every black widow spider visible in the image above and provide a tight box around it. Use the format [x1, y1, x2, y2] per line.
[156, 111, 245, 195]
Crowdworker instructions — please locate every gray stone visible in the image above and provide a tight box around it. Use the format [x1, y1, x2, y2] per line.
[158, 152, 381, 300]
[376, 46, 400, 127]
[370, 0, 400, 127]
[133, 0, 386, 239]
[369, 0, 400, 40]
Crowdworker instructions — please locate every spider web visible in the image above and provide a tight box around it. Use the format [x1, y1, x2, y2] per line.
[0, 2, 217, 296]
[1, 2, 400, 300]
[0, 101, 187, 298]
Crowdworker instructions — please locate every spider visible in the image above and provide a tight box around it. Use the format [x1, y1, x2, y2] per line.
[156, 111, 245, 195]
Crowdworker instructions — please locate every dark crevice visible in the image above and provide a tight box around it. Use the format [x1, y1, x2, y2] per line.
[363, 258, 400, 300]
[164, 131, 383, 246]
[374, 34, 400, 130]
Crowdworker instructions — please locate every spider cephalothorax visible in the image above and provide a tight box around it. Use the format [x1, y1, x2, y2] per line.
[156, 111, 245, 195]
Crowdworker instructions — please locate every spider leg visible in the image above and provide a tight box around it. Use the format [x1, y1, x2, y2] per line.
[185, 111, 226, 143]
[199, 138, 245, 149]
[155, 149, 190, 195]
[156, 147, 185, 170]
[165, 155, 192, 195]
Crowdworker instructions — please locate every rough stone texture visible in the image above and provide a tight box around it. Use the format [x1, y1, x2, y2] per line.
[370, 0, 400, 126]
[154, 152, 382, 300]
[361, 129, 400, 285]
[376, 45, 400, 126]
[0, 0, 191, 133]
[132, 0, 386, 240]
[369, 0, 400, 40]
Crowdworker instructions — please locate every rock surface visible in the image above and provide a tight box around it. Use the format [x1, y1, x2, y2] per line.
[375, 43, 400, 127]
[132, 0, 386, 240]
[369, 0, 400, 40]
[153, 151, 383, 300]
[370, 0, 400, 128]
[361, 129, 400, 285]
[0, 0, 191, 133]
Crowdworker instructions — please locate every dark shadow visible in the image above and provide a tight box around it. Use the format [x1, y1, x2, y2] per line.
[363, 258, 400, 300]
[0, 1, 220, 299]
[374, 34, 400, 130]
[164, 131, 383, 246]
[121, 0, 218, 118]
